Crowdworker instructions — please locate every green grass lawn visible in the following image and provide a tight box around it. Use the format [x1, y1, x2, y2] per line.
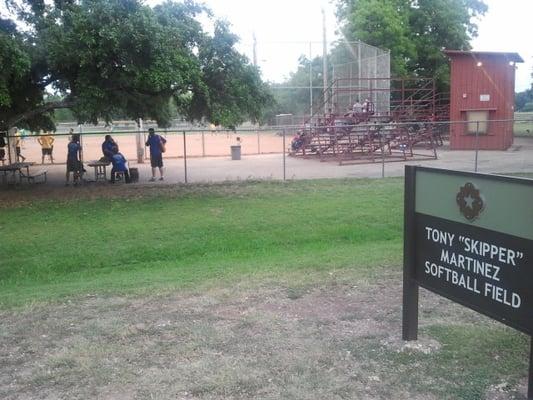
[1, 179, 529, 399]
[514, 112, 533, 136]
[0, 179, 404, 306]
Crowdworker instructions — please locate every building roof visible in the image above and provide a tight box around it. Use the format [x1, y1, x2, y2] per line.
[443, 50, 524, 63]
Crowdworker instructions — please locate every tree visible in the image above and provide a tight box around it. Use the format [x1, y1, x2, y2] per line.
[265, 55, 326, 121]
[515, 89, 533, 112]
[0, 0, 272, 131]
[336, 0, 487, 91]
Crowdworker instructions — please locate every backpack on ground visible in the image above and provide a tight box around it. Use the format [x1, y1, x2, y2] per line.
[129, 168, 139, 183]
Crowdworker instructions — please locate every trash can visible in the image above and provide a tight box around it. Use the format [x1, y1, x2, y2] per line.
[230, 145, 241, 160]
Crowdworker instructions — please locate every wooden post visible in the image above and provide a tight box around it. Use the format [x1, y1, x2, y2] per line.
[402, 165, 419, 341]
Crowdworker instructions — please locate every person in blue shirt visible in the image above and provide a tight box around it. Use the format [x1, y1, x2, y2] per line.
[145, 128, 166, 181]
[110, 146, 131, 183]
[101, 135, 117, 162]
[66, 134, 82, 185]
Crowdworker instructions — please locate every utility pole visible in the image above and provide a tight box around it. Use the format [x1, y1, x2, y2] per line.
[322, 8, 329, 114]
[309, 42, 313, 116]
[252, 33, 257, 67]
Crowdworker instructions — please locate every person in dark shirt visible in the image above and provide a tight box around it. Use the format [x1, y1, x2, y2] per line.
[110, 146, 131, 183]
[145, 128, 167, 181]
[0, 132, 6, 162]
[101, 135, 117, 162]
[66, 134, 82, 185]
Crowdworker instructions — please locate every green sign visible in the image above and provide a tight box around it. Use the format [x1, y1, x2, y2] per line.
[402, 166, 533, 399]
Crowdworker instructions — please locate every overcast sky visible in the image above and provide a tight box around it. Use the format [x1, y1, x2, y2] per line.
[193, 0, 532, 91]
[471, 0, 532, 91]
[3, 0, 531, 91]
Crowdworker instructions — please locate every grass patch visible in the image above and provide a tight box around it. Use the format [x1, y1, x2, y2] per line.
[514, 112, 533, 136]
[0, 178, 404, 307]
[341, 324, 529, 399]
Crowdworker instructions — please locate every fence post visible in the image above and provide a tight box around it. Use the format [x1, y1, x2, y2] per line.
[282, 129, 286, 181]
[183, 131, 188, 184]
[380, 132, 385, 178]
[474, 120, 480, 172]
[201, 130, 205, 157]
[136, 118, 144, 164]
[78, 125, 84, 174]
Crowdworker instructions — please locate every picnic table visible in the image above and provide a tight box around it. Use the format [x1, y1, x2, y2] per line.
[88, 160, 110, 182]
[0, 162, 35, 184]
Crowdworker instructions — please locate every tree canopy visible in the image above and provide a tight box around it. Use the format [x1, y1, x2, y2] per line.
[264, 55, 325, 121]
[0, 0, 272, 131]
[336, 0, 488, 91]
[515, 88, 533, 112]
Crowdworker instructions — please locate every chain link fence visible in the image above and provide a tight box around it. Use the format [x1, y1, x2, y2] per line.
[331, 41, 391, 114]
[1, 118, 533, 186]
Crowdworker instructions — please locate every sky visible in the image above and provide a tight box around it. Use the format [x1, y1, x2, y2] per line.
[193, 0, 532, 91]
[470, 0, 532, 91]
[195, 0, 339, 82]
[2, 0, 531, 91]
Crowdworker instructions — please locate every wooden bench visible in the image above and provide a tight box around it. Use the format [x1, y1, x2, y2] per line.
[20, 169, 47, 184]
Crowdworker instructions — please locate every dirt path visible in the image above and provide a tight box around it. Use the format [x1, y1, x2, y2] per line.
[0, 273, 528, 399]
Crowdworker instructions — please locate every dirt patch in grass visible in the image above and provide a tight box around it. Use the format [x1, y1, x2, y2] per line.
[0, 274, 529, 400]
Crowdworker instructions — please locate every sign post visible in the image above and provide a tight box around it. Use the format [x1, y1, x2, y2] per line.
[402, 166, 419, 340]
[403, 166, 533, 398]
[530, 338, 533, 399]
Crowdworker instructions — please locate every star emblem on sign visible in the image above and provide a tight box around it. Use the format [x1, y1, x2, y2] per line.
[456, 182, 485, 221]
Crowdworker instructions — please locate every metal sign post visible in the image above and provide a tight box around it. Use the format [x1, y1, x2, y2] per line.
[403, 166, 533, 398]
[530, 339, 533, 399]
[402, 166, 419, 340]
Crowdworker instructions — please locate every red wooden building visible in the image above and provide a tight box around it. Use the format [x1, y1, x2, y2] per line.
[444, 50, 523, 150]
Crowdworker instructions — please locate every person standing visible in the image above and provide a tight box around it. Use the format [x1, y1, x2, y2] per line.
[38, 131, 55, 164]
[66, 134, 82, 185]
[145, 128, 166, 181]
[0, 132, 6, 163]
[14, 128, 26, 162]
[352, 100, 363, 118]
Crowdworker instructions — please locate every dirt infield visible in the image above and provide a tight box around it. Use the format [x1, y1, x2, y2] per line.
[10, 131, 285, 165]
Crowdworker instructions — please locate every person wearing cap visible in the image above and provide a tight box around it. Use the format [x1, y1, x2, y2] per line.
[145, 128, 167, 181]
